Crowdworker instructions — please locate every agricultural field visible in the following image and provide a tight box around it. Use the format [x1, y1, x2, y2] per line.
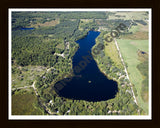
[117, 39, 149, 113]
[108, 11, 148, 20]
[121, 22, 148, 40]
[108, 11, 150, 114]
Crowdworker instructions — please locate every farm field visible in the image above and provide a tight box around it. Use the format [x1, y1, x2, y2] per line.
[117, 39, 149, 113]
[108, 11, 148, 20]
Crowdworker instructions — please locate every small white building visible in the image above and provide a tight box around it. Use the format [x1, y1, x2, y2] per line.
[49, 100, 53, 105]
[66, 110, 70, 113]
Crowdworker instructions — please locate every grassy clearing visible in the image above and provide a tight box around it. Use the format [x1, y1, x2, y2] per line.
[80, 19, 93, 23]
[103, 35, 123, 69]
[121, 26, 148, 40]
[117, 39, 149, 114]
[108, 11, 148, 20]
[121, 22, 148, 40]
[12, 89, 44, 115]
[79, 19, 93, 31]
[12, 65, 47, 88]
[30, 19, 60, 28]
[129, 25, 139, 33]
[121, 32, 148, 40]
[56, 42, 65, 49]
[137, 59, 149, 103]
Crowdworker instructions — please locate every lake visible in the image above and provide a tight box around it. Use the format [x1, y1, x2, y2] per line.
[54, 31, 118, 102]
[20, 28, 35, 30]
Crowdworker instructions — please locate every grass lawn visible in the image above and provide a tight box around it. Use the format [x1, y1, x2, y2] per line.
[117, 39, 149, 114]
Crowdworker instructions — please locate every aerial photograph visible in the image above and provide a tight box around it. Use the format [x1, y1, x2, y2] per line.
[9, 9, 151, 119]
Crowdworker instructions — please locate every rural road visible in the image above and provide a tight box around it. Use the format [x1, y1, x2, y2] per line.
[32, 81, 38, 96]
[114, 38, 138, 105]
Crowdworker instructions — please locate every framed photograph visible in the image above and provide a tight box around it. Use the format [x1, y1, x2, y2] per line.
[8, 8, 152, 120]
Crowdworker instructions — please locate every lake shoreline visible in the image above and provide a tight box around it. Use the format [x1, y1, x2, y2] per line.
[54, 31, 118, 102]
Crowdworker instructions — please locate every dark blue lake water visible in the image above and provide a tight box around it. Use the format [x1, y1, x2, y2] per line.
[54, 31, 118, 102]
[20, 28, 35, 30]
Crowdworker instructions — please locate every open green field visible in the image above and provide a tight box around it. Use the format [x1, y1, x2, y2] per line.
[117, 39, 149, 114]
[12, 65, 47, 88]
[78, 19, 94, 31]
[108, 11, 148, 20]
[121, 22, 148, 40]
[12, 89, 44, 115]
[104, 37, 123, 69]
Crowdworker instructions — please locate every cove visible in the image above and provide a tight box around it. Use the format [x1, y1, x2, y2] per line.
[54, 31, 118, 102]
